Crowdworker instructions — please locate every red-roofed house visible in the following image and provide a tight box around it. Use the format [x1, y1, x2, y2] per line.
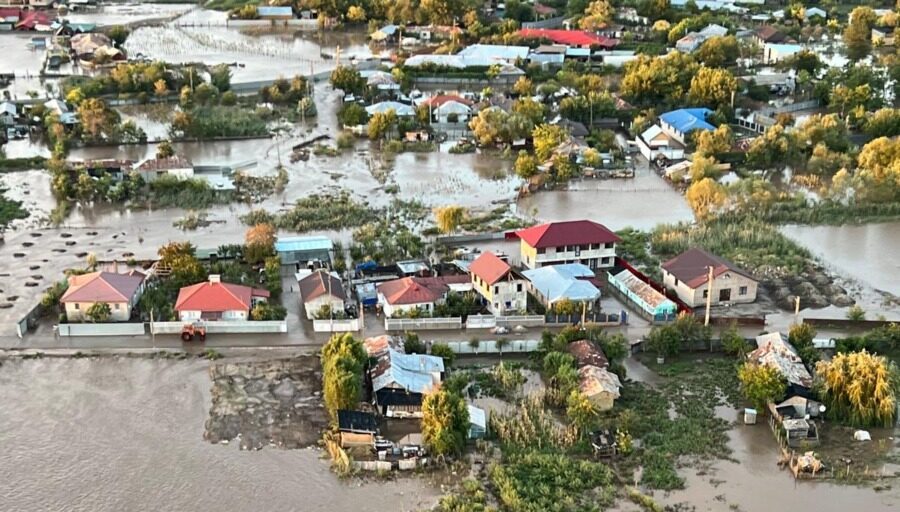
[516, 220, 620, 270]
[60, 271, 146, 322]
[661, 248, 757, 307]
[421, 95, 474, 124]
[517, 28, 619, 49]
[377, 275, 470, 318]
[469, 252, 526, 315]
[175, 275, 270, 321]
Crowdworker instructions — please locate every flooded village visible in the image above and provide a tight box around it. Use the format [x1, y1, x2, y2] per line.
[2, 1, 900, 511]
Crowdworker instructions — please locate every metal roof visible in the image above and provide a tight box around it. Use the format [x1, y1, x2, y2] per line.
[660, 108, 715, 134]
[275, 235, 332, 253]
[522, 264, 601, 303]
[257, 6, 293, 16]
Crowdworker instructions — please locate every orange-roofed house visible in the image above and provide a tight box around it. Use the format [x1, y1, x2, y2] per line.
[60, 270, 146, 322]
[469, 252, 527, 315]
[376, 275, 471, 318]
[174, 275, 270, 322]
[516, 220, 620, 270]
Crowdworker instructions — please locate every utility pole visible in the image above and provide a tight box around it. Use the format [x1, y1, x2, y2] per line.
[150, 308, 155, 347]
[704, 265, 714, 327]
[795, 296, 801, 319]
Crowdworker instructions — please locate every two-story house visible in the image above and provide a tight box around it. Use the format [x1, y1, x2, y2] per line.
[516, 220, 620, 270]
[469, 251, 527, 315]
[661, 248, 758, 307]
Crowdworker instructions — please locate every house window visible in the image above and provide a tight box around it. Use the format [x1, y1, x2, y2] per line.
[74, 303, 80, 310]
[556, 246, 565, 253]
[601, 257, 612, 265]
[605, 242, 614, 249]
[536, 248, 545, 255]
[739, 286, 748, 296]
[674, 278, 679, 286]
[516, 283, 523, 292]
[703, 290, 708, 298]
[494, 286, 499, 295]
[579, 244, 589, 251]
[114, 304, 120, 310]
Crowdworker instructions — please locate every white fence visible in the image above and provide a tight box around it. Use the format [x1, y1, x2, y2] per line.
[496, 315, 545, 327]
[58, 322, 146, 337]
[313, 318, 362, 333]
[444, 338, 541, 355]
[384, 317, 462, 331]
[466, 315, 497, 329]
[150, 321, 287, 334]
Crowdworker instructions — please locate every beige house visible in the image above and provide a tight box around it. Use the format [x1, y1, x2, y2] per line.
[578, 365, 621, 411]
[516, 220, 620, 270]
[60, 271, 146, 322]
[469, 252, 527, 315]
[661, 248, 758, 308]
[297, 270, 346, 320]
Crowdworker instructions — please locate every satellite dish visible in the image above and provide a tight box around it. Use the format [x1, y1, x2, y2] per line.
[819, 404, 827, 413]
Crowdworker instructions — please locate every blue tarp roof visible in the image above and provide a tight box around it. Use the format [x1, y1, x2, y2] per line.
[660, 108, 715, 133]
[391, 349, 445, 373]
[257, 6, 293, 16]
[378, 24, 398, 35]
[522, 263, 601, 303]
[275, 235, 332, 253]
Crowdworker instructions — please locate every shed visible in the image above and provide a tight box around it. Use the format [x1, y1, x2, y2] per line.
[607, 268, 676, 319]
[275, 235, 333, 267]
[257, 6, 294, 20]
[467, 405, 487, 439]
[338, 410, 378, 448]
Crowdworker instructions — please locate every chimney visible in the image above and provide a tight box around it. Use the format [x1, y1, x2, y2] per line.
[209, 274, 221, 283]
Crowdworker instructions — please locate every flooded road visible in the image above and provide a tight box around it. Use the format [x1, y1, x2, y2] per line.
[0, 357, 440, 512]
[781, 222, 900, 297]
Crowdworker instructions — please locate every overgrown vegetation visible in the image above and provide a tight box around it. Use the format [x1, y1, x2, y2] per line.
[241, 191, 378, 232]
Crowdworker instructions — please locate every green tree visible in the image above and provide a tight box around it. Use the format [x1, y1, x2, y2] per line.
[107, 25, 130, 46]
[209, 63, 232, 92]
[158, 241, 206, 286]
[738, 363, 787, 411]
[847, 304, 866, 321]
[156, 140, 175, 159]
[865, 108, 900, 138]
[330, 66, 365, 96]
[77, 98, 119, 142]
[85, 302, 112, 322]
[746, 124, 799, 170]
[566, 390, 599, 437]
[321, 333, 367, 423]
[621, 52, 699, 106]
[720, 323, 748, 358]
[687, 66, 737, 109]
[695, 35, 740, 68]
[645, 324, 681, 358]
[250, 302, 287, 320]
[431, 343, 456, 366]
[434, 205, 466, 234]
[338, 102, 368, 127]
[422, 389, 469, 457]
[843, 6, 876, 61]
[511, 98, 545, 125]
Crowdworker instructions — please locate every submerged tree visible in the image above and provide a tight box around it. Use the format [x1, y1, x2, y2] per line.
[738, 363, 787, 412]
[816, 350, 898, 427]
[321, 333, 367, 423]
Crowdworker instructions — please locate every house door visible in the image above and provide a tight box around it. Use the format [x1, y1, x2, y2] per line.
[719, 288, 731, 302]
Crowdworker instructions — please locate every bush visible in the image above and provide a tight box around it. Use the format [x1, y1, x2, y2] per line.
[431, 343, 455, 366]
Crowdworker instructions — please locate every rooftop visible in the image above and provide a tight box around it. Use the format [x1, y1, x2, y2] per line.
[469, 252, 512, 286]
[60, 271, 145, 303]
[660, 108, 715, 134]
[516, 220, 620, 249]
[611, 269, 675, 310]
[661, 248, 754, 289]
[337, 410, 378, 433]
[522, 264, 601, 303]
[371, 349, 444, 394]
[517, 28, 619, 48]
[377, 275, 469, 305]
[297, 270, 346, 302]
[578, 366, 622, 398]
[275, 235, 333, 253]
[567, 340, 609, 369]
[136, 156, 192, 172]
[174, 278, 269, 312]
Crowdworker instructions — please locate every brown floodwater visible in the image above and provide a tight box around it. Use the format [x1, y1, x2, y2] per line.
[0, 357, 440, 512]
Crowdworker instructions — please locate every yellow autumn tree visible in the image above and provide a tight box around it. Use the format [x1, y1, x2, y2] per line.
[579, 0, 614, 30]
[816, 350, 898, 427]
[686, 177, 727, 220]
[434, 205, 466, 234]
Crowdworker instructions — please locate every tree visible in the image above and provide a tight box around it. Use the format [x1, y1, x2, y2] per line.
[513, 76, 533, 96]
[85, 302, 112, 323]
[645, 324, 681, 358]
[156, 140, 175, 159]
[738, 363, 787, 412]
[321, 333, 367, 423]
[264, 256, 282, 296]
[468, 337, 481, 354]
[422, 389, 469, 457]
[338, 103, 367, 127]
[690, 154, 721, 182]
[66, 87, 85, 106]
[496, 337, 510, 356]
[431, 343, 455, 366]
[403, 331, 426, 353]
[688, 66, 737, 109]
[244, 223, 276, 264]
[514, 150, 538, 179]
[533, 124, 567, 162]
[346, 5, 366, 22]
[511, 98, 545, 125]
[720, 323, 748, 358]
[209, 64, 232, 92]
[469, 108, 509, 146]
[847, 304, 867, 321]
[329, 66, 364, 96]
[621, 52, 699, 106]
[434, 205, 466, 234]
[566, 390, 599, 437]
[695, 35, 740, 68]
[844, 7, 876, 61]
[552, 298, 578, 316]
[579, 0, 614, 30]
[153, 79, 168, 97]
[367, 110, 397, 140]
[694, 124, 732, 158]
[77, 98, 118, 141]
[865, 108, 900, 138]
[686, 177, 727, 220]
[157, 241, 206, 286]
[250, 302, 287, 320]
[107, 25, 130, 46]
[746, 124, 799, 170]
[816, 350, 898, 427]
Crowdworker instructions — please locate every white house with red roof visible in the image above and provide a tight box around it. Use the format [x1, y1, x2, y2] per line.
[516, 220, 620, 270]
[376, 275, 471, 318]
[469, 252, 527, 315]
[174, 275, 270, 322]
[419, 94, 474, 124]
[60, 270, 146, 322]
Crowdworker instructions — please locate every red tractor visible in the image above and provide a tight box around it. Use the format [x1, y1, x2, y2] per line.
[181, 322, 207, 342]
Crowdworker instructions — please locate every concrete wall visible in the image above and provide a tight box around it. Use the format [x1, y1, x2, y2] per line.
[662, 269, 758, 308]
[444, 338, 540, 354]
[58, 322, 146, 337]
[151, 320, 287, 334]
[304, 294, 345, 320]
[179, 309, 249, 322]
[65, 301, 132, 322]
[312, 318, 362, 332]
[384, 317, 462, 331]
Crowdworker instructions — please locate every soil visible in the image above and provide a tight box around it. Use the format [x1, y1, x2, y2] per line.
[204, 355, 328, 450]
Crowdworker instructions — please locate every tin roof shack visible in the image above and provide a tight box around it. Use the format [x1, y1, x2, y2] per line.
[337, 410, 378, 448]
[568, 339, 609, 369]
[371, 349, 444, 418]
[275, 235, 332, 268]
[750, 332, 813, 399]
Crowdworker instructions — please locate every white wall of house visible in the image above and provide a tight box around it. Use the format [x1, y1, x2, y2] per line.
[303, 294, 345, 320]
[65, 300, 131, 322]
[178, 309, 249, 322]
[522, 240, 616, 270]
[167, 167, 195, 179]
[378, 294, 435, 318]
[662, 269, 758, 307]
[472, 275, 528, 315]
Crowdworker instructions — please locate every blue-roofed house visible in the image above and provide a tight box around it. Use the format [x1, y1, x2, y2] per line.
[370, 24, 399, 41]
[371, 349, 445, 418]
[659, 108, 715, 145]
[522, 263, 601, 311]
[257, 6, 294, 20]
[275, 235, 333, 267]
[366, 101, 415, 117]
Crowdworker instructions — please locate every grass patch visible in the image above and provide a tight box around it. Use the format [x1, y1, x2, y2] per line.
[175, 105, 270, 139]
[204, 0, 257, 11]
[0, 187, 28, 229]
[0, 157, 47, 173]
[241, 191, 379, 233]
